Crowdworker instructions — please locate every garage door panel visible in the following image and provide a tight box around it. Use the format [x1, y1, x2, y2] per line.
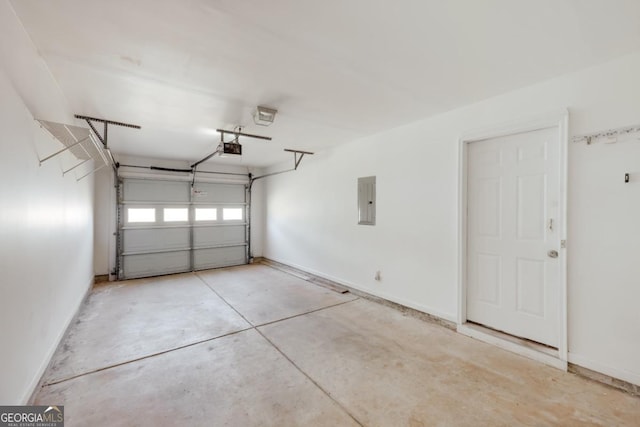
[192, 183, 245, 203]
[123, 228, 190, 253]
[193, 225, 245, 247]
[123, 251, 190, 279]
[119, 178, 248, 280]
[124, 179, 190, 203]
[194, 246, 246, 270]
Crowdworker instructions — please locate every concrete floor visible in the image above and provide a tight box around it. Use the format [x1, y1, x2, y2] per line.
[34, 264, 639, 426]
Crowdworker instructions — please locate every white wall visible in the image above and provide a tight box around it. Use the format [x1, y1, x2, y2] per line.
[94, 167, 115, 276]
[249, 177, 265, 257]
[264, 51, 640, 386]
[93, 155, 265, 277]
[0, 2, 95, 403]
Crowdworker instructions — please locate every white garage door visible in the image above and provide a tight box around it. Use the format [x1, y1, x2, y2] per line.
[118, 178, 248, 279]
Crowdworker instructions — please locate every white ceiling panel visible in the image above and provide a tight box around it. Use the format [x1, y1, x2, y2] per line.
[10, 0, 640, 166]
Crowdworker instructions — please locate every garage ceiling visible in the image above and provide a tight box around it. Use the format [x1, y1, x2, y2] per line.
[10, 0, 640, 167]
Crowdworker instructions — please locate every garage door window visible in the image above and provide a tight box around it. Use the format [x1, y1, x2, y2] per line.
[163, 208, 188, 222]
[223, 208, 243, 221]
[127, 208, 156, 223]
[195, 208, 217, 221]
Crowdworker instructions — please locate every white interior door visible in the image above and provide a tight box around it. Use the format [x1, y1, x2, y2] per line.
[467, 126, 560, 347]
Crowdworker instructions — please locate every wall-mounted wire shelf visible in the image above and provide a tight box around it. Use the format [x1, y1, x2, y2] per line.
[36, 119, 110, 181]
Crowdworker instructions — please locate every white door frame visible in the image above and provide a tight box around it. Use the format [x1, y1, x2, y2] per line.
[457, 110, 569, 368]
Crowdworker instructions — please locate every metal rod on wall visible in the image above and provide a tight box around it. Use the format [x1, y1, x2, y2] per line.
[38, 136, 90, 165]
[76, 162, 107, 181]
[573, 123, 640, 144]
[62, 158, 91, 175]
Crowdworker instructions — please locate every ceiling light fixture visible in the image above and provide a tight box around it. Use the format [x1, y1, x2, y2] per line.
[253, 106, 277, 126]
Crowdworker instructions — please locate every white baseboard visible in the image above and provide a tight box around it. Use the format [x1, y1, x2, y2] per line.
[265, 257, 457, 323]
[568, 353, 640, 387]
[21, 276, 93, 404]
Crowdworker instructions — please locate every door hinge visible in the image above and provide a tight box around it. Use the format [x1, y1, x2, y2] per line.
[561, 240, 566, 249]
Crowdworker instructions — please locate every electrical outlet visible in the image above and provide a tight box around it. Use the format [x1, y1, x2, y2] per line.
[374, 271, 381, 281]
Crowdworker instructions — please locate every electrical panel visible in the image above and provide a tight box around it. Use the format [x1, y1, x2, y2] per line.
[358, 176, 376, 225]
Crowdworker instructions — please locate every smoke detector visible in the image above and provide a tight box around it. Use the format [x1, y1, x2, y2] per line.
[253, 106, 277, 126]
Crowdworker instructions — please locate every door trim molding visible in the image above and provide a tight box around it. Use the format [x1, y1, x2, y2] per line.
[457, 109, 569, 368]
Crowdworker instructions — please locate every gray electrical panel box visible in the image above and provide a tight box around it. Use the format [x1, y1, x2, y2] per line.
[358, 176, 376, 225]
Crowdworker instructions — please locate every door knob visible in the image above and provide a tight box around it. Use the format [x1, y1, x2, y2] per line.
[547, 250, 558, 258]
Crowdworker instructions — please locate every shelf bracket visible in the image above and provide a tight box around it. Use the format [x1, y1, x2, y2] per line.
[284, 148, 314, 170]
[74, 114, 141, 149]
